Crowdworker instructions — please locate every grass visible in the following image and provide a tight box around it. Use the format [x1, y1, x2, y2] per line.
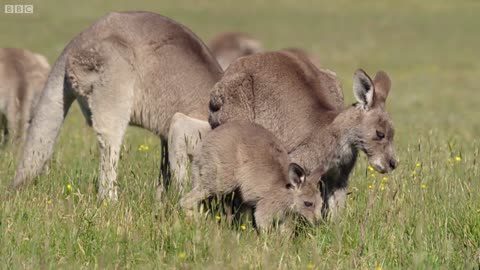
[1, 0, 480, 268]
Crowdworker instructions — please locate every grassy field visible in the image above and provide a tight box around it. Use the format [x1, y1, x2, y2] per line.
[1, 0, 480, 268]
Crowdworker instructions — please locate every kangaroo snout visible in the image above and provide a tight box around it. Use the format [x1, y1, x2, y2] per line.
[389, 158, 398, 170]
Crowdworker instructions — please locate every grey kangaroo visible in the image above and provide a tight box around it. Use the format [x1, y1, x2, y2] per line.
[180, 121, 323, 231]
[208, 50, 397, 217]
[0, 48, 50, 144]
[208, 32, 263, 71]
[9, 11, 223, 201]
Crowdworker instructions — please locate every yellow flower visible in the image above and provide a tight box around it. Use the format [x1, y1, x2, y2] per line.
[411, 170, 416, 175]
[47, 200, 52, 204]
[368, 166, 374, 172]
[421, 184, 426, 189]
[370, 173, 375, 178]
[380, 184, 385, 191]
[382, 176, 388, 182]
[103, 201, 108, 207]
[66, 184, 72, 191]
[455, 156, 461, 162]
[215, 215, 221, 221]
[138, 144, 149, 151]
[307, 263, 315, 269]
[416, 163, 421, 167]
[368, 185, 373, 189]
[240, 224, 246, 230]
[178, 252, 186, 260]
[376, 266, 382, 270]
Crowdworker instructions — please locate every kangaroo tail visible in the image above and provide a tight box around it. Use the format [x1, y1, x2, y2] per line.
[10, 53, 76, 190]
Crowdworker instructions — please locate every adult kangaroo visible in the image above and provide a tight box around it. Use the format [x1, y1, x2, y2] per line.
[0, 48, 50, 144]
[209, 50, 397, 218]
[208, 32, 263, 71]
[10, 11, 223, 200]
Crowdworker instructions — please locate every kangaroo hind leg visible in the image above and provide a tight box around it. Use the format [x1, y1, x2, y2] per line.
[66, 39, 135, 201]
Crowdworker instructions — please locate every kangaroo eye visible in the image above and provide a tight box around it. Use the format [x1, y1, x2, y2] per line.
[376, 130, 385, 140]
[304, 201, 313, 207]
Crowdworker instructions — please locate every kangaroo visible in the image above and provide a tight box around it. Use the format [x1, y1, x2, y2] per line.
[282, 47, 321, 68]
[0, 48, 50, 144]
[208, 32, 263, 71]
[9, 11, 223, 201]
[180, 120, 323, 231]
[208, 51, 397, 218]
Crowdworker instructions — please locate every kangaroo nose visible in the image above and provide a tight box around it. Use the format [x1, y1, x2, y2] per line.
[389, 159, 398, 170]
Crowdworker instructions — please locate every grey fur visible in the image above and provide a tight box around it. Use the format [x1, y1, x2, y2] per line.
[208, 51, 397, 218]
[208, 32, 263, 71]
[0, 48, 50, 144]
[10, 11, 223, 200]
[180, 121, 323, 231]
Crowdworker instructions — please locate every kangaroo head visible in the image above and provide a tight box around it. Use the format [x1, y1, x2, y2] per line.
[352, 69, 397, 174]
[286, 163, 323, 224]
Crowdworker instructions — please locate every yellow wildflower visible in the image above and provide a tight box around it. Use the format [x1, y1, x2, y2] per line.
[368, 185, 373, 189]
[307, 263, 315, 269]
[380, 184, 385, 191]
[103, 201, 108, 207]
[382, 176, 388, 182]
[368, 166, 374, 172]
[144, 145, 150, 151]
[47, 200, 52, 204]
[370, 173, 375, 178]
[240, 224, 247, 230]
[66, 184, 72, 191]
[455, 156, 461, 162]
[421, 184, 426, 189]
[178, 252, 186, 260]
[215, 215, 221, 221]
[416, 163, 421, 167]
[376, 266, 382, 270]
[411, 170, 416, 175]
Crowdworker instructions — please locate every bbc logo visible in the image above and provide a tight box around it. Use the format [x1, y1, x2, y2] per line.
[4, 5, 34, 14]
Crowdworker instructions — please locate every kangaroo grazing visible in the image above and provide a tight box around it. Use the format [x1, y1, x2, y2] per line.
[0, 48, 50, 144]
[9, 11, 223, 201]
[208, 32, 263, 71]
[208, 51, 397, 218]
[180, 121, 323, 231]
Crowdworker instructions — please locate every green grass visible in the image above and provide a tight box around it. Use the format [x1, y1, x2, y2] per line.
[1, 0, 480, 268]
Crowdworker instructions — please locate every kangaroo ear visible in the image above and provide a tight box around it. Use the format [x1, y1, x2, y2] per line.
[373, 70, 391, 107]
[288, 163, 306, 189]
[353, 69, 374, 110]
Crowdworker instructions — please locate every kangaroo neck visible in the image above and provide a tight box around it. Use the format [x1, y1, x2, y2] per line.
[289, 106, 362, 174]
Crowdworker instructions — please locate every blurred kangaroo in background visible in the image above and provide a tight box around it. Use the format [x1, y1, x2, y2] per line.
[208, 32, 263, 70]
[0, 48, 50, 145]
[9, 11, 223, 201]
[209, 50, 397, 218]
[282, 47, 321, 69]
[180, 121, 323, 231]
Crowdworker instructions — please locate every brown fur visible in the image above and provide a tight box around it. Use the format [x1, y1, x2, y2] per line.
[209, 50, 344, 149]
[208, 51, 397, 217]
[282, 47, 321, 67]
[208, 32, 263, 70]
[0, 48, 50, 144]
[180, 121, 323, 231]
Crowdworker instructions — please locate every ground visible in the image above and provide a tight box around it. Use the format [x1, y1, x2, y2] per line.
[0, 0, 479, 268]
